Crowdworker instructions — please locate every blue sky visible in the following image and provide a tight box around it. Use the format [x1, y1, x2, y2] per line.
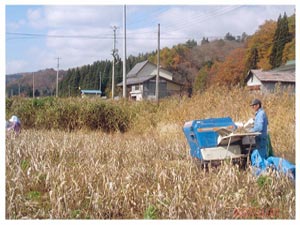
[4, 3, 296, 74]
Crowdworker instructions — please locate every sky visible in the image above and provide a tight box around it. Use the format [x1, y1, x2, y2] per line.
[3, 2, 296, 75]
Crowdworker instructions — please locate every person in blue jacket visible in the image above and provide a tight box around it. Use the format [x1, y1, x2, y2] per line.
[250, 99, 269, 159]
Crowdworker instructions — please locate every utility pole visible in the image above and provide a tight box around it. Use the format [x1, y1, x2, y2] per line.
[99, 72, 102, 95]
[123, 5, 127, 98]
[111, 26, 117, 99]
[56, 57, 61, 98]
[122, 5, 127, 98]
[32, 72, 35, 98]
[156, 23, 160, 103]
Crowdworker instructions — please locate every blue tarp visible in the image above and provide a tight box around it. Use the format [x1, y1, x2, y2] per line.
[251, 149, 295, 180]
[81, 90, 102, 95]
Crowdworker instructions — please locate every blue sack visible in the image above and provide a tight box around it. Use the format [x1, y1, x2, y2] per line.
[267, 156, 295, 179]
[251, 149, 295, 180]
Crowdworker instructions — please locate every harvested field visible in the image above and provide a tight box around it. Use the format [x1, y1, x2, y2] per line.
[6, 87, 295, 219]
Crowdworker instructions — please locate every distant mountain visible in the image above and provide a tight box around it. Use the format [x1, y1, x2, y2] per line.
[6, 68, 67, 97]
[6, 74, 23, 84]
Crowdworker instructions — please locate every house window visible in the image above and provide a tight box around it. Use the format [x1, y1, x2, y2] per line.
[133, 85, 139, 91]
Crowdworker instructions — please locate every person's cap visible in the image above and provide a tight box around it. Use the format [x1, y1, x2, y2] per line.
[250, 99, 261, 106]
[9, 115, 19, 123]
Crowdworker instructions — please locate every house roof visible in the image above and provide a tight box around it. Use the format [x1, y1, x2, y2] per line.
[284, 60, 295, 66]
[122, 75, 155, 86]
[127, 60, 149, 78]
[127, 60, 173, 78]
[273, 61, 295, 72]
[246, 69, 295, 83]
[117, 60, 181, 87]
[117, 75, 182, 87]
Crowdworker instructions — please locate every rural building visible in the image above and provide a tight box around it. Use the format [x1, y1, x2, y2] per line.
[117, 60, 182, 101]
[245, 60, 295, 93]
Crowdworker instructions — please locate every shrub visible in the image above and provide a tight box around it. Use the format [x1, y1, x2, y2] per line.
[6, 97, 132, 133]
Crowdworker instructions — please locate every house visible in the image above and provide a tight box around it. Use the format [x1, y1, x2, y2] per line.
[117, 60, 182, 100]
[245, 60, 295, 93]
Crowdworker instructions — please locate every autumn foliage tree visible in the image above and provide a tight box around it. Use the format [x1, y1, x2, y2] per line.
[193, 63, 211, 93]
[244, 13, 295, 72]
[208, 48, 246, 87]
[150, 42, 200, 90]
[245, 20, 276, 71]
[149, 44, 189, 71]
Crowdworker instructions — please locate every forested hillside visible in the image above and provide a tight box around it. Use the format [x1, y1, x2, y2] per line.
[6, 13, 295, 98]
[58, 54, 154, 97]
[6, 69, 67, 97]
[59, 12, 294, 97]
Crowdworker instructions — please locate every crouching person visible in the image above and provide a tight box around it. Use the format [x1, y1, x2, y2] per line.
[6, 115, 21, 136]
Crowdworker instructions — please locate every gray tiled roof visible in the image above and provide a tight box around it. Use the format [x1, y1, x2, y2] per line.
[118, 60, 182, 87]
[117, 75, 182, 87]
[249, 69, 295, 83]
[127, 60, 148, 77]
[123, 75, 155, 86]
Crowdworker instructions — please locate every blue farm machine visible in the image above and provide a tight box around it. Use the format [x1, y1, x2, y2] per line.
[183, 117, 260, 166]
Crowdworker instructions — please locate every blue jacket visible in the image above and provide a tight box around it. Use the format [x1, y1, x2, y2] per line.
[251, 108, 268, 158]
[251, 108, 268, 136]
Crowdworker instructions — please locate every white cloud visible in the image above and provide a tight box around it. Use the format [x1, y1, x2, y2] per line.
[27, 8, 45, 29]
[44, 27, 114, 69]
[156, 5, 295, 40]
[28, 8, 42, 21]
[6, 5, 296, 74]
[6, 59, 28, 74]
[6, 19, 26, 31]
[44, 6, 122, 28]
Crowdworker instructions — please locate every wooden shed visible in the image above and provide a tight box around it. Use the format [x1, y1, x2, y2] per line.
[245, 61, 295, 93]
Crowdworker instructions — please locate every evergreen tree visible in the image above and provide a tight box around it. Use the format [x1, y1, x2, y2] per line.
[270, 13, 290, 68]
[245, 46, 259, 70]
[201, 37, 209, 45]
[282, 13, 295, 63]
[224, 32, 236, 41]
[34, 89, 40, 97]
[241, 32, 248, 42]
[194, 65, 209, 93]
[185, 39, 197, 48]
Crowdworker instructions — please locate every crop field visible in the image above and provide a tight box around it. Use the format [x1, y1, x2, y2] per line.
[5, 86, 295, 219]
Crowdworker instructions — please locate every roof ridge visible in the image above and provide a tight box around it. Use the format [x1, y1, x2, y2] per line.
[127, 60, 149, 77]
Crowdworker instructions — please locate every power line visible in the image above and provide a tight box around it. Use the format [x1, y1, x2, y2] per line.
[163, 5, 243, 33]
[7, 31, 288, 52]
[5, 31, 229, 41]
[126, 6, 170, 28]
[6, 6, 243, 42]
[5, 5, 243, 43]
[6, 32, 113, 40]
